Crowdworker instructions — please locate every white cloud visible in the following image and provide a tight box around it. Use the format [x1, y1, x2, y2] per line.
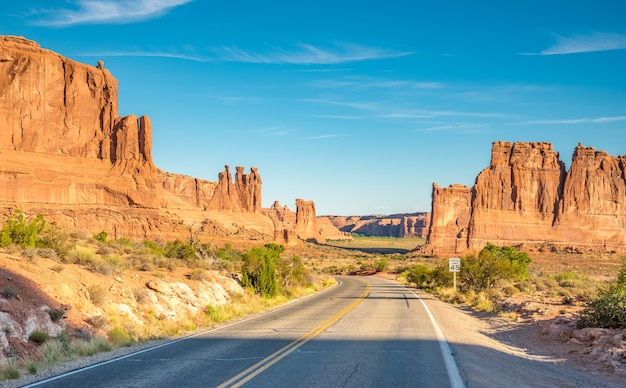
[210, 42, 412, 65]
[528, 32, 626, 55]
[517, 115, 626, 125]
[302, 134, 342, 140]
[35, 0, 193, 26]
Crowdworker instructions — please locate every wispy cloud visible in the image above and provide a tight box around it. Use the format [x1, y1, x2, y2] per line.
[302, 134, 342, 140]
[414, 123, 484, 132]
[253, 126, 293, 136]
[312, 78, 443, 90]
[526, 32, 626, 55]
[209, 42, 412, 65]
[34, 0, 193, 26]
[514, 115, 626, 125]
[73, 49, 207, 62]
[312, 115, 360, 120]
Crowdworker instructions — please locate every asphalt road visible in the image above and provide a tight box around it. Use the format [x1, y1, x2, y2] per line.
[26, 276, 463, 388]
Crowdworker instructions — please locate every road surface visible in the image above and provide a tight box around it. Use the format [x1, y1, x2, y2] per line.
[26, 276, 463, 387]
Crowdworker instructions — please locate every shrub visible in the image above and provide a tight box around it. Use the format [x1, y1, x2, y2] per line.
[406, 263, 435, 288]
[0, 209, 46, 248]
[577, 259, 626, 329]
[241, 243, 282, 298]
[87, 284, 107, 306]
[460, 243, 531, 292]
[48, 308, 66, 321]
[1, 287, 18, 298]
[189, 268, 207, 281]
[29, 329, 49, 344]
[1, 364, 20, 380]
[107, 326, 134, 346]
[164, 239, 198, 266]
[374, 257, 389, 272]
[93, 230, 108, 243]
[276, 254, 310, 291]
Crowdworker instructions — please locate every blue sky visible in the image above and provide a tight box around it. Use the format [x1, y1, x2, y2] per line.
[2, 1, 626, 215]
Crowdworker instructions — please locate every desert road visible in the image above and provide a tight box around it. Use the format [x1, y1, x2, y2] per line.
[26, 276, 464, 387]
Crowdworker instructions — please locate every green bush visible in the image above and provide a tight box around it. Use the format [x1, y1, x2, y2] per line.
[164, 239, 198, 266]
[460, 243, 531, 292]
[406, 263, 435, 288]
[374, 257, 389, 272]
[241, 243, 282, 298]
[29, 329, 49, 344]
[277, 254, 311, 291]
[93, 230, 108, 243]
[1, 287, 18, 298]
[577, 259, 626, 329]
[0, 209, 46, 248]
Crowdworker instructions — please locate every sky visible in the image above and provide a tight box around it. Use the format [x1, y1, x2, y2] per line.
[2, 1, 626, 216]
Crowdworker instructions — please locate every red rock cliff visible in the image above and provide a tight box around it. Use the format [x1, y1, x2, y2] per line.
[425, 141, 626, 255]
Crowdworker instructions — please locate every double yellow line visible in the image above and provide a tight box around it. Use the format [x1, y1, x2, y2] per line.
[217, 282, 371, 388]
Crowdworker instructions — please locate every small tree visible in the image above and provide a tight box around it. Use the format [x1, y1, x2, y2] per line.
[460, 243, 531, 292]
[241, 243, 283, 298]
[0, 209, 46, 248]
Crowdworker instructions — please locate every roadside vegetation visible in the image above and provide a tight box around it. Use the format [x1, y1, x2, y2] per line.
[0, 209, 332, 381]
[1, 211, 624, 381]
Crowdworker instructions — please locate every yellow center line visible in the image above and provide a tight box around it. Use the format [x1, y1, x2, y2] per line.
[217, 282, 371, 388]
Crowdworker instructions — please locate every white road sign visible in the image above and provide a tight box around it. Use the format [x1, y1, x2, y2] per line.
[449, 257, 461, 272]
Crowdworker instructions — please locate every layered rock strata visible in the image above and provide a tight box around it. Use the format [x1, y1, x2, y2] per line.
[0, 36, 345, 244]
[325, 213, 430, 238]
[425, 141, 626, 255]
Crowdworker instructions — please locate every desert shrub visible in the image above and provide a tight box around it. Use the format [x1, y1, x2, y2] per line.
[36, 223, 70, 257]
[189, 268, 207, 281]
[47, 308, 66, 321]
[1, 361, 20, 380]
[577, 259, 626, 329]
[205, 305, 226, 323]
[1, 287, 18, 298]
[38, 340, 65, 367]
[276, 254, 310, 292]
[0, 209, 46, 248]
[93, 230, 108, 243]
[164, 239, 198, 266]
[554, 270, 588, 288]
[64, 246, 96, 265]
[241, 243, 282, 298]
[29, 329, 49, 344]
[107, 326, 134, 346]
[87, 284, 107, 306]
[86, 315, 108, 329]
[37, 247, 58, 259]
[374, 257, 389, 272]
[70, 336, 111, 356]
[406, 263, 435, 288]
[460, 243, 531, 292]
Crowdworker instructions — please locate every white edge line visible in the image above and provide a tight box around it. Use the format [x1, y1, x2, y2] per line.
[24, 280, 342, 387]
[410, 289, 466, 388]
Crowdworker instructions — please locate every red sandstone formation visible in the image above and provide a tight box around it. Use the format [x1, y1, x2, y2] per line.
[207, 165, 262, 213]
[294, 199, 323, 243]
[325, 213, 430, 238]
[0, 36, 346, 244]
[424, 141, 626, 256]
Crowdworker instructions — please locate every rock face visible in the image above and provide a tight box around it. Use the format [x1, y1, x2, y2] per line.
[294, 199, 323, 243]
[0, 36, 347, 244]
[325, 213, 430, 238]
[207, 165, 262, 213]
[425, 141, 626, 255]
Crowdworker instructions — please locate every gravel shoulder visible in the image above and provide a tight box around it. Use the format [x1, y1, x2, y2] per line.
[420, 291, 625, 387]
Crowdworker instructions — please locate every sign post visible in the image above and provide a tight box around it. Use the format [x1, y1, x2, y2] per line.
[448, 257, 461, 293]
